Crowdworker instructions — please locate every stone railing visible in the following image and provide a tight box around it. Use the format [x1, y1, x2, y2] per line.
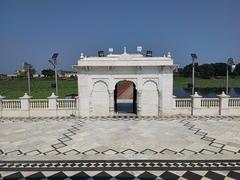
[0, 93, 78, 117]
[30, 99, 49, 109]
[229, 98, 240, 107]
[57, 99, 77, 109]
[1, 92, 240, 117]
[201, 98, 219, 108]
[2, 100, 21, 109]
[175, 98, 192, 108]
[174, 91, 240, 116]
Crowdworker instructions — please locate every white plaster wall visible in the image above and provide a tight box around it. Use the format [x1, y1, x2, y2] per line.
[142, 81, 159, 116]
[1, 109, 77, 117]
[78, 74, 90, 116]
[91, 81, 109, 116]
[159, 69, 173, 114]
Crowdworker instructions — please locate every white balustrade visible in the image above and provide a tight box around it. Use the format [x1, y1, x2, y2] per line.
[229, 98, 240, 107]
[175, 98, 192, 108]
[2, 100, 21, 109]
[30, 99, 49, 109]
[57, 99, 76, 109]
[201, 98, 219, 107]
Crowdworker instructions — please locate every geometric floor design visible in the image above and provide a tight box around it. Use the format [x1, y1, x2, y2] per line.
[1, 115, 240, 158]
[1, 170, 240, 179]
[1, 160, 240, 179]
[1, 115, 240, 179]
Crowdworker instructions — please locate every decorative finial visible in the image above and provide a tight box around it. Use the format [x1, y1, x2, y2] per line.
[80, 53, 84, 59]
[167, 52, 171, 58]
[123, 47, 127, 54]
[109, 48, 113, 54]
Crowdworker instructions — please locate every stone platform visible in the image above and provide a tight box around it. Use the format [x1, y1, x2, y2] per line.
[0, 115, 240, 179]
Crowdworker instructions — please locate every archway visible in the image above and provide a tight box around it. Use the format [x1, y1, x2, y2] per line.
[114, 80, 137, 114]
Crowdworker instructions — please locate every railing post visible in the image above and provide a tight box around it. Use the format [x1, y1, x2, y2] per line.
[20, 93, 32, 117]
[109, 90, 115, 115]
[75, 96, 80, 117]
[48, 93, 58, 110]
[172, 95, 176, 108]
[191, 92, 202, 115]
[217, 91, 230, 115]
[0, 95, 5, 118]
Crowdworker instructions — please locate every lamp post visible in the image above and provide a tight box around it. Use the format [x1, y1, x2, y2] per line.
[226, 58, 235, 95]
[48, 53, 59, 96]
[191, 53, 197, 95]
[23, 62, 31, 95]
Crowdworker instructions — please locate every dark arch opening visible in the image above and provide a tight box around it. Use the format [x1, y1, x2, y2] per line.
[114, 80, 137, 114]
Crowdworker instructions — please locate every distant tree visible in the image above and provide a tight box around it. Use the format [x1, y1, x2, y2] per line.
[41, 69, 55, 77]
[211, 63, 227, 76]
[233, 63, 240, 75]
[199, 64, 215, 79]
[183, 63, 199, 77]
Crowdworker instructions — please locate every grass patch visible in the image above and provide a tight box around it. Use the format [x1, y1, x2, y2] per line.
[0, 78, 77, 99]
[0, 76, 239, 98]
[174, 76, 240, 88]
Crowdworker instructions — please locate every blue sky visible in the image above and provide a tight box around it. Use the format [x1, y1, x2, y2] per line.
[0, 0, 240, 74]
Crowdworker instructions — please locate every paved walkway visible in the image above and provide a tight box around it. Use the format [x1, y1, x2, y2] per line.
[0, 115, 240, 160]
[1, 116, 240, 179]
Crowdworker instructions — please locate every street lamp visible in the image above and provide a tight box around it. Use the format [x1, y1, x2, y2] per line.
[191, 53, 198, 95]
[226, 58, 236, 95]
[23, 62, 31, 95]
[48, 53, 59, 96]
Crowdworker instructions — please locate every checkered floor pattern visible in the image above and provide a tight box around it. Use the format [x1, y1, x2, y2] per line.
[1, 170, 240, 179]
[1, 160, 240, 179]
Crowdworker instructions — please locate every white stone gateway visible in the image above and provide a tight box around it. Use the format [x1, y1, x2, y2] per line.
[73, 47, 176, 116]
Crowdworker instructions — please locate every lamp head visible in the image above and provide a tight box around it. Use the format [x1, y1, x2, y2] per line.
[191, 53, 197, 59]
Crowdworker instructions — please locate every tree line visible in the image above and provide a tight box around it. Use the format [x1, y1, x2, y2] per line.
[178, 63, 240, 79]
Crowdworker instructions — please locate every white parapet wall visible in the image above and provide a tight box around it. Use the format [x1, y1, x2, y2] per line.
[0, 91, 240, 117]
[0, 93, 78, 118]
[172, 92, 240, 116]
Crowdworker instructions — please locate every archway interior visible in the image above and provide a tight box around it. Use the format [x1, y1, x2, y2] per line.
[114, 80, 137, 114]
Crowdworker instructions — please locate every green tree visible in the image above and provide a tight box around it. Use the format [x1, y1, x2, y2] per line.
[212, 63, 227, 76]
[41, 69, 55, 77]
[183, 63, 199, 77]
[199, 64, 215, 79]
[233, 63, 240, 75]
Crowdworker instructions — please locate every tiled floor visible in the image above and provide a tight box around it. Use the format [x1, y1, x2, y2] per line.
[0, 116, 240, 179]
[0, 115, 240, 160]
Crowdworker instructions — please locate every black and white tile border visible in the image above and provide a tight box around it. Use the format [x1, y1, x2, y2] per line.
[1, 170, 240, 180]
[0, 160, 240, 179]
[0, 159, 240, 171]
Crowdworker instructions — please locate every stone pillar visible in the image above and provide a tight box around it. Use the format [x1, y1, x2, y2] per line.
[109, 90, 115, 115]
[20, 93, 31, 110]
[191, 92, 202, 115]
[0, 95, 5, 118]
[158, 91, 162, 116]
[137, 91, 142, 116]
[75, 96, 80, 117]
[172, 95, 176, 109]
[48, 93, 58, 110]
[217, 91, 230, 115]
[20, 93, 31, 117]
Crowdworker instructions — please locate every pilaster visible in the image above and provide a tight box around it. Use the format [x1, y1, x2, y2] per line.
[137, 91, 142, 116]
[20, 93, 32, 111]
[217, 91, 230, 115]
[191, 92, 202, 115]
